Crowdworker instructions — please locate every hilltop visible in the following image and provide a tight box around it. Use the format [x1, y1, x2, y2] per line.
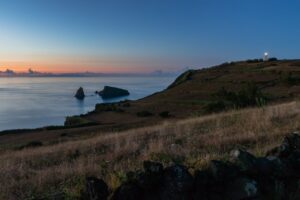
[1, 59, 300, 198]
[2, 59, 300, 148]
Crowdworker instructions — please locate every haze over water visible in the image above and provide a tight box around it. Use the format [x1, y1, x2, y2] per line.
[0, 75, 175, 131]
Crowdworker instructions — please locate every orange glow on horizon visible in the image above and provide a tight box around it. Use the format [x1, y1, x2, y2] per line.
[0, 57, 159, 73]
[0, 63, 152, 74]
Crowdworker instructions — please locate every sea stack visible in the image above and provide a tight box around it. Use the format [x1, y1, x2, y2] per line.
[97, 86, 129, 99]
[75, 87, 85, 100]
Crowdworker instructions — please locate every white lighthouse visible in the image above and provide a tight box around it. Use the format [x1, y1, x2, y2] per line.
[263, 52, 269, 61]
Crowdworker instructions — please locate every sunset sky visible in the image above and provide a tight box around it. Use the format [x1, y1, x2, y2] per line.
[1, 0, 300, 73]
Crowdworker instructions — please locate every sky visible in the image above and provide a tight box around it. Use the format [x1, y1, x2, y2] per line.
[0, 0, 300, 73]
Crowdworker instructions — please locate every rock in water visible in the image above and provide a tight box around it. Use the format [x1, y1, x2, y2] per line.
[97, 86, 129, 99]
[75, 87, 85, 100]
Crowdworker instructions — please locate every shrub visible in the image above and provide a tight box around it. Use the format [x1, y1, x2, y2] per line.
[246, 59, 263, 63]
[19, 141, 43, 149]
[205, 83, 267, 112]
[281, 73, 300, 85]
[95, 103, 124, 112]
[268, 57, 278, 61]
[64, 116, 91, 126]
[122, 102, 130, 107]
[159, 111, 170, 118]
[204, 101, 227, 113]
[136, 111, 153, 117]
[118, 100, 131, 107]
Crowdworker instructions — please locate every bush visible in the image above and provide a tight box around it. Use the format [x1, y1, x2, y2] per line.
[281, 73, 300, 85]
[118, 100, 131, 107]
[136, 111, 153, 117]
[19, 141, 43, 149]
[204, 101, 227, 113]
[268, 57, 278, 61]
[246, 59, 263, 63]
[95, 103, 124, 112]
[205, 83, 267, 113]
[159, 111, 170, 118]
[217, 84, 266, 108]
[64, 116, 91, 126]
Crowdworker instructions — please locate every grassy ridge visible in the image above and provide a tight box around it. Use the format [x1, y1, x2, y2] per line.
[1, 101, 300, 199]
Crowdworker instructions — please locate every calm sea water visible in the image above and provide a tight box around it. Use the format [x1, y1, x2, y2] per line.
[0, 76, 175, 131]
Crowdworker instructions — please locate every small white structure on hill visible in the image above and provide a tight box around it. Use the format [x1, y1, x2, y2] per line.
[263, 52, 269, 61]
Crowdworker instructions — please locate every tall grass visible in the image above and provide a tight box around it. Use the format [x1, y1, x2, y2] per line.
[1, 101, 300, 199]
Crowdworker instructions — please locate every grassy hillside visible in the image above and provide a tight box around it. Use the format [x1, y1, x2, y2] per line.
[81, 59, 300, 128]
[1, 59, 300, 148]
[1, 101, 300, 199]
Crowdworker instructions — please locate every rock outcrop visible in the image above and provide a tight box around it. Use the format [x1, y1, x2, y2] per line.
[75, 87, 85, 100]
[83, 132, 300, 200]
[96, 86, 129, 99]
[82, 177, 109, 200]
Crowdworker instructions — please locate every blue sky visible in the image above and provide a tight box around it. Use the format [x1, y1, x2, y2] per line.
[0, 0, 299, 72]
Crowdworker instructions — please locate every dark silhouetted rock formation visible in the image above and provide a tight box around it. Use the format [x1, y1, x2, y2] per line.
[96, 86, 129, 99]
[82, 177, 109, 200]
[75, 87, 85, 100]
[83, 132, 300, 200]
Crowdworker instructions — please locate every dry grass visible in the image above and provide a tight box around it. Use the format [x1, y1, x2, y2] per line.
[1, 101, 300, 199]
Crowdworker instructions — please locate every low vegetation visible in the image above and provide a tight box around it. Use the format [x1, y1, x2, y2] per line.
[205, 83, 267, 113]
[18, 141, 43, 150]
[136, 110, 154, 117]
[95, 103, 124, 113]
[64, 116, 93, 127]
[167, 69, 194, 89]
[1, 101, 300, 199]
[159, 111, 170, 118]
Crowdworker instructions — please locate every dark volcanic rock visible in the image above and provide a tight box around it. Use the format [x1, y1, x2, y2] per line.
[225, 177, 258, 200]
[138, 161, 163, 190]
[111, 182, 143, 200]
[87, 132, 300, 200]
[193, 170, 211, 200]
[159, 164, 193, 200]
[97, 86, 129, 99]
[83, 177, 109, 200]
[209, 160, 240, 181]
[267, 132, 300, 158]
[75, 87, 85, 100]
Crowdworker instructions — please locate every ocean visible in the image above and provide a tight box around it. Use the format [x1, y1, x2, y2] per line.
[0, 75, 176, 131]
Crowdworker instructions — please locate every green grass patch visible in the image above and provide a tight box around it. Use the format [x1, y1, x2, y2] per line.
[64, 116, 92, 127]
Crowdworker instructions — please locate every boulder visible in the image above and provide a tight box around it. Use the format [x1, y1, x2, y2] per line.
[97, 86, 129, 99]
[256, 176, 285, 200]
[230, 149, 257, 172]
[209, 160, 240, 181]
[193, 170, 211, 200]
[267, 132, 300, 158]
[225, 177, 258, 200]
[143, 161, 163, 174]
[83, 177, 109, 200]
[159, 164, 194, 200]
[75, 87, 85, 100]
[137, 161, 163, 190]
[111, 182, 143, 200]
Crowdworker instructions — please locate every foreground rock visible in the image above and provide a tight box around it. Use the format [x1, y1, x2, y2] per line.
[83, 132, 300, 200]
[96, 86, 129, 99]
[75, 87, 85, 100]
[83, 177, 109, 200]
